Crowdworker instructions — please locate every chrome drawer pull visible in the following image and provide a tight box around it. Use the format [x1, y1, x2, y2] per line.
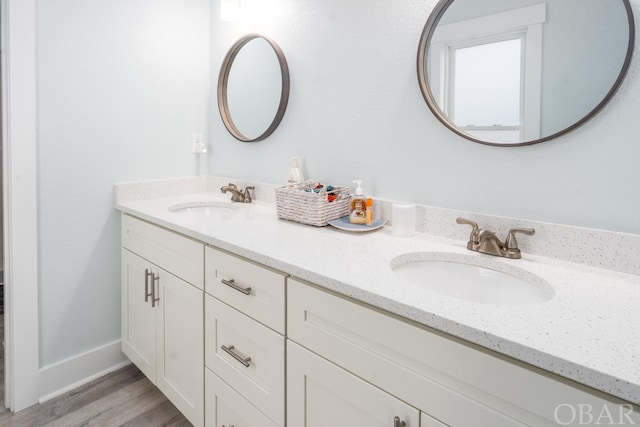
[394, 416, 406, 427]
[144, 269, 153, 302]
[221, 344, 252, 368]
[222, 425, 235, 427]
[221, 278, 252, 295]
[151, 273, 160, 308]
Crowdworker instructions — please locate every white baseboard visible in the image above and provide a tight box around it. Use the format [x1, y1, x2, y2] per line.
[38, 339, 131, 403]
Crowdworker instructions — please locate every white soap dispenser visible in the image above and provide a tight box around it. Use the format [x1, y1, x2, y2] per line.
[350, 180, 367, 224]
[287, 157, 304, 186]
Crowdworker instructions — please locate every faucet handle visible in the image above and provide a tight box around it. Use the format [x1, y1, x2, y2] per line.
[243, 186, 255, 203]
[456, 217, 479, 243]
[504, 227, 535, 250]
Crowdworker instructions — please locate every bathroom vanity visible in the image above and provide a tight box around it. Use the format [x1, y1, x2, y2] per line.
[121, 214, 205, 425]
[116, 179, 640, 427]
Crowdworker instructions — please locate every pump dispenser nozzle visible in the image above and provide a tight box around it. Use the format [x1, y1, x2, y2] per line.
[287, 157, 304, 186]
[352, 180, 364, 196]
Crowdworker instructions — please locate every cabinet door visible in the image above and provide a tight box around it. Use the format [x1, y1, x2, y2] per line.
[288, 279, 528, 426]
[121, 249, 156, 382]
[288, 340, 420, 427]
[205, 369, 278, 427]
[422, 412, 450, 427]
[156, 269, 204, 427]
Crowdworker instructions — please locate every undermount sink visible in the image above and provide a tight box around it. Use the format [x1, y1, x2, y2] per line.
[168, 201, 238, 215]
[390, 252, 554, 305]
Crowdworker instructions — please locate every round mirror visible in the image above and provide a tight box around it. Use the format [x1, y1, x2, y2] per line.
[218, 34, 290, 142]
[417, 0, 635, 146]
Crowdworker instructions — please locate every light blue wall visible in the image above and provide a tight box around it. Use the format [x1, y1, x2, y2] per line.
[33, 0, 639, 370]
[36, 0, 210, 366]
[209, 0, 640, 234]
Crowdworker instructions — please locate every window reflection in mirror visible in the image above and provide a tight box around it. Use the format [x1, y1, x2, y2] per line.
[418, 0, 634, 146]
[453, 38, 523, 143]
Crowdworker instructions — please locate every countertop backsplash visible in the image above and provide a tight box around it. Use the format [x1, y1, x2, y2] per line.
[115, 175, 640, 276]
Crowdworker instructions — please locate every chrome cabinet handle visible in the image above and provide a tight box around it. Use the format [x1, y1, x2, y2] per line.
[394, 416, 406, 427]
[222, 425, 235, 427]
[221, 278, 252, 295]
[221, 344, 252, 368]
[144, 269, 153, 302]
[151, 273, 160, 308]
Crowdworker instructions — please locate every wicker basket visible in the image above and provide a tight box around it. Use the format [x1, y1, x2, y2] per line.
[275, 183, 351, 226]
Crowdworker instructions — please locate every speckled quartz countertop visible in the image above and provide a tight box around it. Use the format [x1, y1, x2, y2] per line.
[116, 191, 640, 405]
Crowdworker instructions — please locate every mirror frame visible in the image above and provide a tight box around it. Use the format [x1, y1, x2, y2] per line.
[417, 0, 635, 147]
[218, 34, 290, 142]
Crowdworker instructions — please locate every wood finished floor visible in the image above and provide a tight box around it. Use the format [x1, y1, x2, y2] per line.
[0, 314, 192, 426]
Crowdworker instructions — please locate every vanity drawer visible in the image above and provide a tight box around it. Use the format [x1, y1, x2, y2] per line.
[205, 294, 285, 426]
[121, 214, 204, 289]
[205, 246, 286, 334]
[205, 369, 278, 427]
[288, 278, 564, 427]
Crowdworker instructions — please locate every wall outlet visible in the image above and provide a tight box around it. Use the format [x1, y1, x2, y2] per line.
[192, 133, 207, 154]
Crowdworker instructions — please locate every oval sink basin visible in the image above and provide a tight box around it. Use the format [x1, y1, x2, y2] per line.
[168, 201, 238, 215]
[390, 252, 553, 305]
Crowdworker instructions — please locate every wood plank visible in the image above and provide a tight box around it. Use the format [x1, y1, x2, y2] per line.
[120, 400, 192, 427]
[43, 378, 165, 427]
[0, 355, 191, 426]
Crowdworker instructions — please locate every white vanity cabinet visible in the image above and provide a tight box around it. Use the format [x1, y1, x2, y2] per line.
[288, 339, 420, 427]
[205, 369, 278, 427]
[204, 246, 287, 427]
[118, 210, 639, 427]
[121, 215, 205, 427]
[287, 278, 640, 427]
[422, 413, 450, 427]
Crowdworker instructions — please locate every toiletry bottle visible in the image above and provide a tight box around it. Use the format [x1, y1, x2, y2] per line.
[350, 180, 367, 224]
[365, 197, 373, 226]
[287, 157, 304, 187]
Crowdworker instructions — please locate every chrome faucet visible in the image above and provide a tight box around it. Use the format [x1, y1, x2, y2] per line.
[220, 183, 254, 203]
[456, 217, 534, 259]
